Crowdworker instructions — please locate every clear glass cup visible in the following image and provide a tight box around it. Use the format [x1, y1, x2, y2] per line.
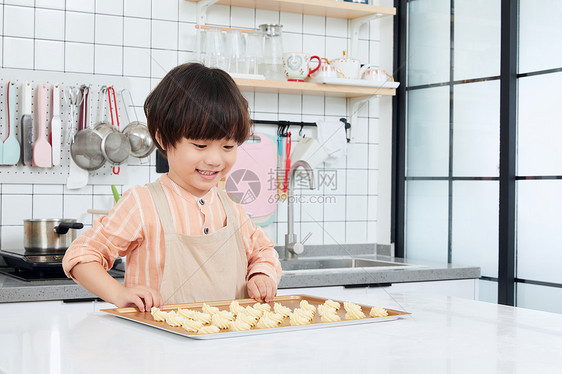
[246, 30, 264, 75]
[225, 29, 247, 74]
[203, 28, 226, 70]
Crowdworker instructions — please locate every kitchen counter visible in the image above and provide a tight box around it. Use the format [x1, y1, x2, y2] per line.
[0, 286, 560, 373]
[0, 250, 480, 303]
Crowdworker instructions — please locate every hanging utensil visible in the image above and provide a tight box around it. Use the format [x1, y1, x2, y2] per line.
[63, 86, 81, 145]
[20, 81, 33, 166]
[276, 134, 285, 201]
[32, 84, 52, 168]
[2, 81, 21, 165]
[50, 84, 62, 166]
[121, 89, 155, 158]
[71, 87, 106, 171]
[281, 132, 292, 200]
[96, 86, 130, 174]
[66, 86, 89, 189]
[111, 184, 120, 202]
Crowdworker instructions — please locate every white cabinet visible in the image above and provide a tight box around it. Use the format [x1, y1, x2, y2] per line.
[281, 279, 479, 301]
[386, 279, 478, 300]
[0, 300, 95, 316]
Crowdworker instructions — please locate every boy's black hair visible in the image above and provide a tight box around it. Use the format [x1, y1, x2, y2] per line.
[144, 63, 251, 154]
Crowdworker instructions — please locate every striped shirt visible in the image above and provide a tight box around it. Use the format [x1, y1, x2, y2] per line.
[62, 174, 282, 291]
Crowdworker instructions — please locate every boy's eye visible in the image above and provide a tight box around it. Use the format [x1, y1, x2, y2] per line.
[224, 145, 234, 150]
[192, 144, 206, 149]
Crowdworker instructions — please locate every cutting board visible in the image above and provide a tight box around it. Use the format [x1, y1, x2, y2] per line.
[223, 133, 277, 219]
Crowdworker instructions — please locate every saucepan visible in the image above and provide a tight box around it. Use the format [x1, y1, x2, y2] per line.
[24, 219, 84, 254]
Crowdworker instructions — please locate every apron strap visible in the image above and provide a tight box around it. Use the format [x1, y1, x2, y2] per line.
[216, 188, 236, 220]
[216, 188, 249, 260]
[147, 182, 175, 234]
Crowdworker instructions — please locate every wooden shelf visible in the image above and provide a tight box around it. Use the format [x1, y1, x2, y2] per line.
[233, 78, 396, 98]
[186, 0, 395, 19]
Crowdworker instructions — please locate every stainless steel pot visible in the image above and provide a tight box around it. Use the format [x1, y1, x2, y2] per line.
[24, 219, 84, 254]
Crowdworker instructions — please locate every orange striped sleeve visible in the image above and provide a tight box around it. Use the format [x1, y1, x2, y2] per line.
[231, 200, 282, 284]
[62, 185, 166, 290]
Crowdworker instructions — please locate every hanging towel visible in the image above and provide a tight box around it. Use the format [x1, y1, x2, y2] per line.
[290, 135, 329, 169]
[316, 120, 348, 160]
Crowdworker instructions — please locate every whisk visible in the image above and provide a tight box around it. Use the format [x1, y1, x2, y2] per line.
[62, 86, 84, 144]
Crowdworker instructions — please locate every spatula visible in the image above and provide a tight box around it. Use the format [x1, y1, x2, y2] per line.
[20, 81, 33, 166]
[50, 84, 62, 166]
[32, 85, 52, 168]
[2, 81, 21, 165]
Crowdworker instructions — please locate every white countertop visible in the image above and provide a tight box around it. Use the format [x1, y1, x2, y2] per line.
[1, 287, 561, 373]
[0, 254, 480, 303]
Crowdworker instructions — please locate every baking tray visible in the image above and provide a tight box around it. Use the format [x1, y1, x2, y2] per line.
[101, 294, 410, 340]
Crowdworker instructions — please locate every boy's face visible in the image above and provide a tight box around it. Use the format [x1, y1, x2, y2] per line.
[166, 137, 238, 197]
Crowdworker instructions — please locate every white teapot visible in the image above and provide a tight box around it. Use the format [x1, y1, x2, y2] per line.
[330, 51, 361, 79]
[329, 51, 377, 80]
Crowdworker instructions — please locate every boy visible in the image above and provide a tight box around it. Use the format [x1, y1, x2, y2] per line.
[63, 63, 281, 311]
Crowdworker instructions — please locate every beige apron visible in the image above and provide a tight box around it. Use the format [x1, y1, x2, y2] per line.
[147, 182, 248, 304]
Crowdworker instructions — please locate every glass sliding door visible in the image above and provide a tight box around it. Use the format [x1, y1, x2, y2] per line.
[403, 0, 501, 303]
[401, 0, 562, 312]
[516, 0, 562, 313]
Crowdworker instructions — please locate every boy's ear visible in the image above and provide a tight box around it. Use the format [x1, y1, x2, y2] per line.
[154, 131, 165, 151]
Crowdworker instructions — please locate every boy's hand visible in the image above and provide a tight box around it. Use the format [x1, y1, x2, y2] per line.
[247, 273, 277, 303]
[111, 285, 163, 312]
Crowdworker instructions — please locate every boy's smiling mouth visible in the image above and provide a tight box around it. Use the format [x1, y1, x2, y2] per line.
[197, 169, 219, 177]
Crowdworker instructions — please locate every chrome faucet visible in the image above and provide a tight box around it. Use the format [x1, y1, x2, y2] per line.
[285, 160, 314, 260]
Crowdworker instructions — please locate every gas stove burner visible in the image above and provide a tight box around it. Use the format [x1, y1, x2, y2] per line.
[0, 249, 124, 281]
[21, 253, 65, 263]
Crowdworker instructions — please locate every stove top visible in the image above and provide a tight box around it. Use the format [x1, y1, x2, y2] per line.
[0, 249, 124, 282]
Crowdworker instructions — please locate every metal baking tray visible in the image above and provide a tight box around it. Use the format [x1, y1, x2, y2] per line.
[101, 294, 410, 340]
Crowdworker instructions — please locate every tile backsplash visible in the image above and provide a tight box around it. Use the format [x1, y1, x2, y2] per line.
[0, 0, 394, 253]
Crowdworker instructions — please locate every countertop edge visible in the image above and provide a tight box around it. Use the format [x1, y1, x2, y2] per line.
[278, 266, 481, 288]
[0, 265, 481, 303]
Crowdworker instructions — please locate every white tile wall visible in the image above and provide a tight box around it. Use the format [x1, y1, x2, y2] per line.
[95, 14, 124, 45]
[4, 37, 34, 69]
[36, 8, 65, 40]
[66, 12, 95, 43]
[95, 0, 123, 16]
[4, 6, 35, 38]
[152, 20, 178, 50]
[33, 195, 63, 219]
[152, 0, 179, 21]
[36, 0, 65, 10]
[94, 44, 123, 75]
[124, 18, 151, 48]
[65, 42, 94, 73]
[0, 0, 392, 252]
[35, 40, 65, 71]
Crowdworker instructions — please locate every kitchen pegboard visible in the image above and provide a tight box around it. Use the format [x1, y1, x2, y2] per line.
[0, 69, 135, 185]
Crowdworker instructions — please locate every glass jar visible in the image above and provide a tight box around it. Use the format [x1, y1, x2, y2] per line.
[258, 24, 285, 81]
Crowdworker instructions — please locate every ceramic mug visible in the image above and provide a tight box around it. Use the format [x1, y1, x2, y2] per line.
[283, 52, 321, 82]
[309, 58, 343, 80]
[362, 67, 392, 82]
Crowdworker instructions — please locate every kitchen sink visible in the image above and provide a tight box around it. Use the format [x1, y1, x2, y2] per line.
[280, 257, 415, 271]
